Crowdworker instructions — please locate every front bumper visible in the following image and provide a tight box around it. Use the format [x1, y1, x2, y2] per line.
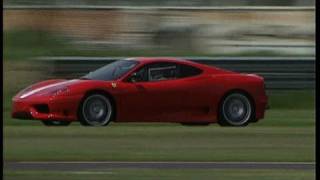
[12, 95, 82, 121]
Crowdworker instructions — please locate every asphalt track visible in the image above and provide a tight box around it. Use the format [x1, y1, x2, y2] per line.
[5, 162, 315, 171]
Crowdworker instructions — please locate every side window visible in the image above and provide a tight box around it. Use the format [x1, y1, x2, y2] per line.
[179, 64, 202, 78]
[128, 66, 148, 82]
[129, 62, 201, 82]
[148, 63, 178, 81]
[149, 66, 178, 81]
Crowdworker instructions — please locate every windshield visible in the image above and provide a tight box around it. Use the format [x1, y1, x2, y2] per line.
[82, 60, 139, 81]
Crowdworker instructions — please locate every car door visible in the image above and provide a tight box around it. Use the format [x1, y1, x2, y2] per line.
[175, 63, 214, 122]
[120, 62, 186, 122]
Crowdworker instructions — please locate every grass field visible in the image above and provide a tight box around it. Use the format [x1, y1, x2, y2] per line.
[4, 124, 315, 162]
[4, 169, 315, 180]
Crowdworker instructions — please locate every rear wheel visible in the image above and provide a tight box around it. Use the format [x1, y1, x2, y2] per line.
[42, 121, 71, 126]
[218, 92, 253, 127]
[79, 94, 113, 126]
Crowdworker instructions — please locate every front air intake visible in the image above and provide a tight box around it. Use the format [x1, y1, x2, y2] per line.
[34, 104, 49, 114]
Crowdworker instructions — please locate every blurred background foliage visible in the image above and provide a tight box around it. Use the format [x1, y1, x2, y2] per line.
[4, 30, 72, 60]
[3, 6, 315, 61]
[5, 29, 302, 61]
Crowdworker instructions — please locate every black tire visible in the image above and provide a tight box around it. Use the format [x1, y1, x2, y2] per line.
[42, 121, 71, 126]
[79, 94, 114, 126]
[218, 92, 254, 127]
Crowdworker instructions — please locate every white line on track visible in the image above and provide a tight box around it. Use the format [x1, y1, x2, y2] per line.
[16, 161, 315, 164]
[69, 171, 114, 175]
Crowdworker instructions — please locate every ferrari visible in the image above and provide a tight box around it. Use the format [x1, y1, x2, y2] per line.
[12, 57, 268, 126]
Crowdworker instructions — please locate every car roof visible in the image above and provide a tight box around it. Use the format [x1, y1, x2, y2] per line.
[127, 57, 202, 67]
[118, 57, 232, 80]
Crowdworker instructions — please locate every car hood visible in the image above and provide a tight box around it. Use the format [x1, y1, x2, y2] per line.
[15, 79, 82, 99]
[15, 79, 119, 99]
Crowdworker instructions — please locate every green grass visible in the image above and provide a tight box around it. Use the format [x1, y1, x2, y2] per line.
[4, 125, 315, 162]
[256, 109, 314, 127]
[267, 90, 315, 109]
[4, 169, 315, 180]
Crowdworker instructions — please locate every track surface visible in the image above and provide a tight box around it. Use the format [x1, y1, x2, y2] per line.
[5, 161, 315, 171]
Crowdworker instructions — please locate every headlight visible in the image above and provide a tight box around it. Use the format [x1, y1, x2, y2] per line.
[47, 87, 70, 97]
[35, 87, 70, 97]
[19, 85, 70, 99]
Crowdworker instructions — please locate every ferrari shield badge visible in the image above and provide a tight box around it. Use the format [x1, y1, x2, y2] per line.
[111, 82, 117, 88]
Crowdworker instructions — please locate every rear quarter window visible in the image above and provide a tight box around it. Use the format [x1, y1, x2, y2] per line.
[179, 64, 203, 78]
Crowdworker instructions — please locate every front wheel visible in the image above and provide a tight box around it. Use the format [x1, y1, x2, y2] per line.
[79, 94, 114, 126]
[42, 121, 71, 126]
[218, 92, 254, 127]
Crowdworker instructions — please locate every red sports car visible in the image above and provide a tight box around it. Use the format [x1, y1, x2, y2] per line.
[12, 57, 268, 126]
